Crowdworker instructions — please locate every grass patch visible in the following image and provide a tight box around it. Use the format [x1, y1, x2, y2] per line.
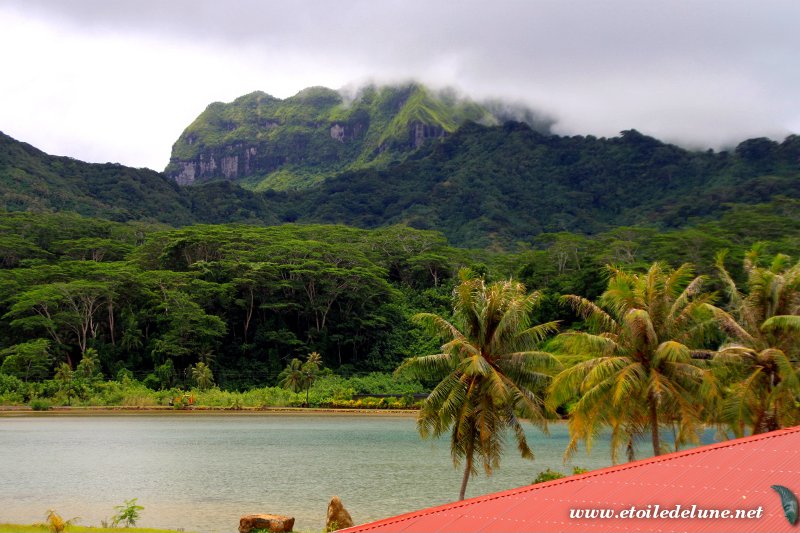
[0, 525, 190, 533]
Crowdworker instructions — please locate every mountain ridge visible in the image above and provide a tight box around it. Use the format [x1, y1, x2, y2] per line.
[164, 83, 551, 191]
[2, 116, 799, 248]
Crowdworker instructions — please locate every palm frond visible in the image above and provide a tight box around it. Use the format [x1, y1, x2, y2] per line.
[715, 249, 744, 310]
[622, 308, 658, 351]
[761, 314, 800, 333]
[705, 304, 756, 346]
[611, 362, 646, 405]
[668, 274, 706, 321]
[654, 341, 691, 365]
[517, 320, 561, 346]
[664, 263, 696, 299]
[560, 294, 617, 331]
[396, 352, 454, 380]
[556, 331, 620, 357]
[460, 354, 493, 377]
[412, 313, 465, 343]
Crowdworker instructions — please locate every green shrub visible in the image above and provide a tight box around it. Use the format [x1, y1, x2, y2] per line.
[0, 372, 26, 404]
[533, 468, 565, 484]
[112, 498, 144, 528]
[0, 390, 25, 404]
[30, 398, 51, 411]
[533, 466, 589, 484]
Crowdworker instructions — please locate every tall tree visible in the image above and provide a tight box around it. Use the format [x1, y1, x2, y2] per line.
[399, 270, 560, 500]
[149, 289, 227, 367]
[711, 248, 800, 435]
[0, 339, 52, 382]
[549, 262, 718, 462]
[5, 280, 112, 365]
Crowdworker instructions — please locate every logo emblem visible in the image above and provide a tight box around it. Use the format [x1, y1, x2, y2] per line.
[771, 485, 799, 526]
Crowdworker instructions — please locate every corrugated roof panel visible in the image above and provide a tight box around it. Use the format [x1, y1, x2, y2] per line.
[340, 426, 800, 533]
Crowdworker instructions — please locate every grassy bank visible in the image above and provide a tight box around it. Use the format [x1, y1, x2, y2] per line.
[0, 526, 190, 533]
[0, 373, 426, 412]
[0, 405, 418, 417]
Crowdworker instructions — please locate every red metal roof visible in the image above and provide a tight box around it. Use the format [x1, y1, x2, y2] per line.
[341, 426, 800, 533]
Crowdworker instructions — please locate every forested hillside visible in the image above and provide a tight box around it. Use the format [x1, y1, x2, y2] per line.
[0, 131, 277, 225]
[3, 124, 800, 248]
[272, 124, 800, 247]
[0, 132, 194, 224]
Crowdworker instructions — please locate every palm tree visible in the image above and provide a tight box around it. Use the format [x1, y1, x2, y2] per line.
[549, 262, 718, 462]
[711, 248, 800, 435]
[191, 362, 214, 390]
[279, 358, 305, 393]
[301, 352, 322, 406]
[76, 348, 100, 379]
[399, 270, 560, 501]
[54, 362, 76, 405]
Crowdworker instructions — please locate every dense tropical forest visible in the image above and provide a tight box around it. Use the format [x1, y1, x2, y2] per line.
[1, 83, 798, 471]
[1, 204, 798, 413]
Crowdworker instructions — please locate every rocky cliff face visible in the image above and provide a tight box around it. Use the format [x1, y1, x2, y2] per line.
[172, 145, 257, 185]
[172, 143, 277, 186]
[165, 84, 499, 190]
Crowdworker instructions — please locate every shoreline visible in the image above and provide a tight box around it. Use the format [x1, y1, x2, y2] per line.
[0, 525, 188, 533]
[0, 405, 420, 417]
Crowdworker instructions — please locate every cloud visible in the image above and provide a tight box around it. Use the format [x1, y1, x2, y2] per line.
[1, 0, 798, 169]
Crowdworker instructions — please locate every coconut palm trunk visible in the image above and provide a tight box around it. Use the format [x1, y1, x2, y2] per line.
[459, 442, 474, 501]
[649, 397, 661, 456]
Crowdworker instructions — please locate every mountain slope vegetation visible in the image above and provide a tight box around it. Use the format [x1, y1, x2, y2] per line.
[267, 124, 800, 247]
[0, 131, 194, 224]
[0, 131, 280, 226]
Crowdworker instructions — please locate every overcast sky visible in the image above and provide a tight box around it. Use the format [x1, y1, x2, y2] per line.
[2, 0, 799, 171]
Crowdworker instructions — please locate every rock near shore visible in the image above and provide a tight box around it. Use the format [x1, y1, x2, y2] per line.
[326, 496, 354, 531]
[239, 513, 295, 533]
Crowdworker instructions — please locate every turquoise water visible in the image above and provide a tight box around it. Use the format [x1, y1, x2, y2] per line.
[0, 415, 714, 532]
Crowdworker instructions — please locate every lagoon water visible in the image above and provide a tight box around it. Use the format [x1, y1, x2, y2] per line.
[0, 414, 716, 532]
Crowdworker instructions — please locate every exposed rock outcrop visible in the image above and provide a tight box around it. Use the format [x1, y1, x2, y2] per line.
[326, 496, 354, 532]
[166, 83, 505, 190]
[239, 513, 295, 533]
[330, 124, 346, 142]
[171, 143, 270, 185]
[410, 121, 447, 148]
[330, 122, 367, 143]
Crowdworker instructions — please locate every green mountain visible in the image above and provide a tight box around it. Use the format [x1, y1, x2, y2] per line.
[3, 101, 799, 249]
[165, 83, 542, 190]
